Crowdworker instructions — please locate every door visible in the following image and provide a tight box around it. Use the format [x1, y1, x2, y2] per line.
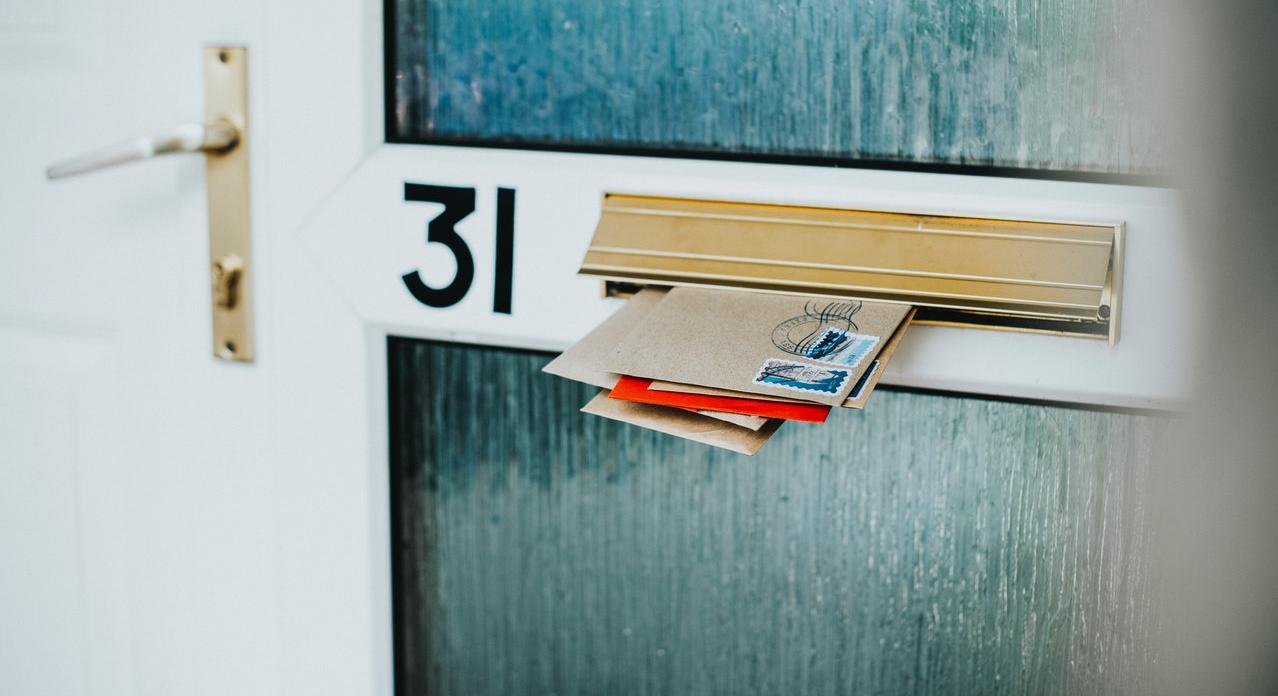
[0, 3, 273, 694]
[0, 1, 380, 694]
[372, 2, 1168, 695]
[2, 1, 1174, 696]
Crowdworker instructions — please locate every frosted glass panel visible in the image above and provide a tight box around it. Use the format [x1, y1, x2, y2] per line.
[387, 3, 1164, 691]
[389, 340, 1163, 695]
[389, 0, 1160, 174]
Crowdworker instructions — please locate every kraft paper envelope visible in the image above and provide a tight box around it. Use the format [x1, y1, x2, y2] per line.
[649, 380, 804, 404]
[543, 286, 768, 429]
[648, 307, 916, 409]
[840, 307, 916, 409]
[694, 410, 769, 431]
[581, 392, 780, 455]
[608, 287, 912, 406]
[542, 286, 669, 390]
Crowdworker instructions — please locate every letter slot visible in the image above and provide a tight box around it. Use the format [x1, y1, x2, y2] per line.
[579, 194, 1122, 343]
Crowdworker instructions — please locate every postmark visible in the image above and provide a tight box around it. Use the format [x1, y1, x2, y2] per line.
[770, 300, 880, 369]
[752, 358, 849, 395]
[771, 300, 861, 357]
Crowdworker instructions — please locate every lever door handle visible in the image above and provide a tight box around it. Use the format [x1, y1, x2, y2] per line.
[45, 118, 240, 180]
[42, 45, 256, 362]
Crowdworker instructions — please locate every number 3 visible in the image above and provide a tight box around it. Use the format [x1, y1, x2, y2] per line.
[401, 182, 515, 314]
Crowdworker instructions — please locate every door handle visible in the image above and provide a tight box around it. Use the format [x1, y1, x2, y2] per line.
[45, 119, 240, 179]
[42, 46, 255, 362]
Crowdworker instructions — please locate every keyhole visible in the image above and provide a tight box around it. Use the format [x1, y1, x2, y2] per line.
[212, 255, 244, 310]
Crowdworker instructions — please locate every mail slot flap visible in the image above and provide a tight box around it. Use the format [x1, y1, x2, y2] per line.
[580, 194, 1122, 342]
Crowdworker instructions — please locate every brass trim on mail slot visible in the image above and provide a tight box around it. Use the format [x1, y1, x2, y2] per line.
[582, 195, 1123, 342]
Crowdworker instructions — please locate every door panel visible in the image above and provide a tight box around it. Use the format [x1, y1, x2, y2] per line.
[0, 2, 277, 694]
[0, 329, 116, 696]
[383, 1, 1167, 693]
[390, 340, 1165, 695]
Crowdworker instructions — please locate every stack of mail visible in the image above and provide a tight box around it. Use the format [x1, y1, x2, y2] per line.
[544, 286, 915, 455]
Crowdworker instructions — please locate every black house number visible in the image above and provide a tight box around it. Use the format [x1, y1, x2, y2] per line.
[401, 182, 515, 315]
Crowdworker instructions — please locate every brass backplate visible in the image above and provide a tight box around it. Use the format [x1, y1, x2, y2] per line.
[205, 46, 253, 361]
[583, 194, 1122, 342]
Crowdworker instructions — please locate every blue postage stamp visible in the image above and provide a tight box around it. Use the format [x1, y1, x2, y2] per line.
[753, 359, 849, 395]
[811, 330, 879, 369]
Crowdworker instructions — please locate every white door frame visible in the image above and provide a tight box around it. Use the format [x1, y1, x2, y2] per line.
[262, 2, 402, 693]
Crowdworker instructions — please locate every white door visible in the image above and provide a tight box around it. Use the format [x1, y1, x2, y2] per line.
[0, 1, 386, 694]
[1, 1, 1190, 695]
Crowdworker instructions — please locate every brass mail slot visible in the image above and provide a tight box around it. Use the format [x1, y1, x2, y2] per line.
[580, 194, 1123, 342]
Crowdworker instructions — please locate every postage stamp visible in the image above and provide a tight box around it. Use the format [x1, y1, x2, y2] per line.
[814, 331, 879, 369]
[753, 358, 849, 395]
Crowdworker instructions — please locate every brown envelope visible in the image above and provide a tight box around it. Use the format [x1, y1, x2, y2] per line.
[839, 307, 915, 409]
[648, 307, 916, 409]
[607, 287, 911, 406]
[693, 410, 769, 430]
[542, 286, 668, 389]
[543, 287, 768, 429]
[649, 381, 804, 403]
[580, 392, 780, 455]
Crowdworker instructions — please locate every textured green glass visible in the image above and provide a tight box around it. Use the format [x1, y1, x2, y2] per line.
[389, 0, 1161, 174]
[389, 340, 1163, 695]
[387, 2, 1164, 690]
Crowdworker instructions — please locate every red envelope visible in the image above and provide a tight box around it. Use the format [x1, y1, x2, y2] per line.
[609, 376, 831, 423]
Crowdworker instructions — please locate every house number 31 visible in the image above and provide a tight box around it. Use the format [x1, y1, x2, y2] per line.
[401, 182, 515, 315]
